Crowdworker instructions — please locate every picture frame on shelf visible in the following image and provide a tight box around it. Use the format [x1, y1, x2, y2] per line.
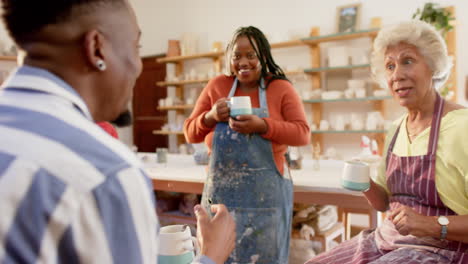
[336, 3, 361, 33]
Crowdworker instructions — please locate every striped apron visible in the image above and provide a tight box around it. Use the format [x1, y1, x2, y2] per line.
[306, 94, 468, 264]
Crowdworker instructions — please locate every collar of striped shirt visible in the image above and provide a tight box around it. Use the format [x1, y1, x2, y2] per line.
[1, 65, 93, 120]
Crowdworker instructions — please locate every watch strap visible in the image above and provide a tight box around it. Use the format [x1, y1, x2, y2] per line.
[440, 224, 448, 239]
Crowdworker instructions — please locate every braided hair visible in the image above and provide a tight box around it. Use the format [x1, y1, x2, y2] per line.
[225, 26, 289, 88]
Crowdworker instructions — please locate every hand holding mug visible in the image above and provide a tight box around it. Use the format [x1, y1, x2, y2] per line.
[195, 204, 235, 264]
[229, 115, 268, 134]
[205, 97, 230, 127]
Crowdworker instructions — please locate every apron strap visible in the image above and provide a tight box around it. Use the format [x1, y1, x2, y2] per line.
[386, 93, 445, 164]
[427, 93, 444, 155]
[228, 77, 268, 111]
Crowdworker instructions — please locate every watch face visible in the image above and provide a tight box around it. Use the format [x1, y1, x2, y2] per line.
[438, 216, 449, 225]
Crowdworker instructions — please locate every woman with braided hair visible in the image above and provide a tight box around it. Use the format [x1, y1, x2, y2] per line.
[184, 25, 310, 263]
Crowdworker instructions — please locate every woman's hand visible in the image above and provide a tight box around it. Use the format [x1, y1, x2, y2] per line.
[388, 205, 438, 237]
[229, 115, 268, 134]
[204, 97, 230, 127]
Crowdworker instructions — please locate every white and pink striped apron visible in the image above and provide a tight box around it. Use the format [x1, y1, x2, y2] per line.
[306, 94, 468, 264]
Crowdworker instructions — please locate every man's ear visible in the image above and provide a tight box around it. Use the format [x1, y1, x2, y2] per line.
[83, 29, 106, 71]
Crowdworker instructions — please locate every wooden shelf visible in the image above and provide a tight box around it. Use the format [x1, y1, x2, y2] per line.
[303, 95, 392, 103]
[270, 39, 304, 49]
[157, 78, 211, 87]
[284, 70, 305, 75]
[304, 64, 369, 73]
[156, 71, 304, 86]
[311, 129, 386, 134]
[155, 29, 379, 64]
[157, 51, 224, 63]
[0, 56, 16, 61]
[152, 130, 184, 135]
[158, 105, 194, 111]
[302, 28, 379, 45]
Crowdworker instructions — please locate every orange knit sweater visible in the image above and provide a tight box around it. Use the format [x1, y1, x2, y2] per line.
[184, 75, 310, 174]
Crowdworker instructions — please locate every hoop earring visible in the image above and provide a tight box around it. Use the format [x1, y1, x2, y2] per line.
[96, 60, 107, 71]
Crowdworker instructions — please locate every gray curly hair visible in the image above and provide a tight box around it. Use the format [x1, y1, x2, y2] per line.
[371, 20, 452, 91]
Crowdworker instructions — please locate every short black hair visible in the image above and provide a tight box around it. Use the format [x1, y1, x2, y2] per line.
[226, 26, 288, 87]
[1, 0, 124, 44]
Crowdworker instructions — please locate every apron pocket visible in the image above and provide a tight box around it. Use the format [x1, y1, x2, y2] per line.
[229, 207, 280, 264]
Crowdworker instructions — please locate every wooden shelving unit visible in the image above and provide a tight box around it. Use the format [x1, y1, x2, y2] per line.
[152, 130, 184, 136]
[157, 105, 194, 111]
[311, 129, 387, 134]
[156, 78, 211, 87]
[155, 11, 457, 155]
[304, 64, 370, 73]
[302, 26, 387, 155]
[303, 95, 392, 104]
[270, 39, 304, 49]
[156, 51, 224, 64]
[301, 29, 379, 45]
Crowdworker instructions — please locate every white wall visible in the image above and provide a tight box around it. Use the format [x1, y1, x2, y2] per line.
[1, 0, 467, 147]
[133, 0, 468, 107]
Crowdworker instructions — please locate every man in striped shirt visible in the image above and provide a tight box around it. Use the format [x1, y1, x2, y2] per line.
[0, 0, 235, 263]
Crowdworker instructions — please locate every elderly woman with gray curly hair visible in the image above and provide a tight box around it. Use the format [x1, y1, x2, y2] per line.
[306, 20, 468, 264]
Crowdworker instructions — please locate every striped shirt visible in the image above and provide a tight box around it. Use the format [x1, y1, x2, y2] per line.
[0, 66, 213, 264]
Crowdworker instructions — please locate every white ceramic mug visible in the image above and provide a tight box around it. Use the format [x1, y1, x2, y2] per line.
[158, 225, 199, 264]
[341, 160, 370, 191]
[227, 96, 252, 117]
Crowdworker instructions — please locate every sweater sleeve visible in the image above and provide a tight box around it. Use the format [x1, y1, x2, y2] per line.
[261, 81, 310, 146]
[184, 76, 226, 143]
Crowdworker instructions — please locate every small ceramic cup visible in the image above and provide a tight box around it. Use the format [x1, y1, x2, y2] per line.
[227, 96, 252, 117]
[341, 160, 370, 191]
[158, 225, 199, 264]
[156, 148, 168, 163]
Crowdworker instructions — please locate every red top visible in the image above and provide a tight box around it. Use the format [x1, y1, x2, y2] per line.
[184, 75, 310, 174]
[97, 122, 119, 139]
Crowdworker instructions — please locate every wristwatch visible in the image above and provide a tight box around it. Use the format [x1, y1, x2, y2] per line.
[437, 216, 449, 239]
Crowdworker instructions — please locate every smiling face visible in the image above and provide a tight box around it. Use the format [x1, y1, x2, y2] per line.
[384, 42, 434, 108]
[230, 36, 262, 88]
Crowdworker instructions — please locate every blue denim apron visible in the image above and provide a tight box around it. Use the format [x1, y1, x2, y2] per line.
[201, 78, 293, 263]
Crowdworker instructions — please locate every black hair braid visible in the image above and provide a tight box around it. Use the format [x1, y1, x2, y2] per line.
[229, 26, 289, 88]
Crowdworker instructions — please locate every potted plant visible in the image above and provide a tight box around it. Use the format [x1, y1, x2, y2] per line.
[412, 2, 454, 36]
[413, 3, 455, 100]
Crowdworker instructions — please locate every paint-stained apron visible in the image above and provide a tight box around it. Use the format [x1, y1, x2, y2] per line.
[201, 78, 293, 264]
[306, 94, 468, 264]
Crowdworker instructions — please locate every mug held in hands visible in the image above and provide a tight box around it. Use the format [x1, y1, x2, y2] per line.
[341, 160, 370, 191]
[227, 96, 252, 117]
[158, 225, 200, 264]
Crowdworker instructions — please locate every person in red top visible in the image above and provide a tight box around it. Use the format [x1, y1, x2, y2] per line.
[184, 26, 309, 263]
[96, 121, 119, 139]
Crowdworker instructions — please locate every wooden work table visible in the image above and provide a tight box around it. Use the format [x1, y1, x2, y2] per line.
[141, 153, 381, 237]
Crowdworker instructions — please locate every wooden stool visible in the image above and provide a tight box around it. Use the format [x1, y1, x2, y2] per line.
[310, 222, 345, 253]
[338, 208, 382, 240]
